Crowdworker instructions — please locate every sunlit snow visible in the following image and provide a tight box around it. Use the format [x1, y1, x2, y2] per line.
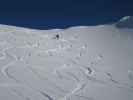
[0, 17, 133, 100]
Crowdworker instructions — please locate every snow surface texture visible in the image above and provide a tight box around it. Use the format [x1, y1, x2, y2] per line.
[0, 16, 133, 100]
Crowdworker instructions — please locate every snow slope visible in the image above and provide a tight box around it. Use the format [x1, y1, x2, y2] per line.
[0, 17, 133, 100]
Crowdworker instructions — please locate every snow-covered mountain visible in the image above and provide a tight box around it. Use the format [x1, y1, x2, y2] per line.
[115, 16, 133, 28]
[0, 17, 133, 100]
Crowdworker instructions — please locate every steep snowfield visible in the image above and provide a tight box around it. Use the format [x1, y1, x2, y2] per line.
[0, 17, 133, 100]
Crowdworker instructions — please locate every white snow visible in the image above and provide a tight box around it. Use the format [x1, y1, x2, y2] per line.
[0, 17, 133, 100]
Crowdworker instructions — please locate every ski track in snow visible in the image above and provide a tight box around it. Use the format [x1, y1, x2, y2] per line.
[0, 23, 133, 100]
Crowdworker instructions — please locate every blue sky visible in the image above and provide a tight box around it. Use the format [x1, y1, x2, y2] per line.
[0, 0, 132, 29]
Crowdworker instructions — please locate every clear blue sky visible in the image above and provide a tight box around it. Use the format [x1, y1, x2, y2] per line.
[0, 0, 132, 29]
